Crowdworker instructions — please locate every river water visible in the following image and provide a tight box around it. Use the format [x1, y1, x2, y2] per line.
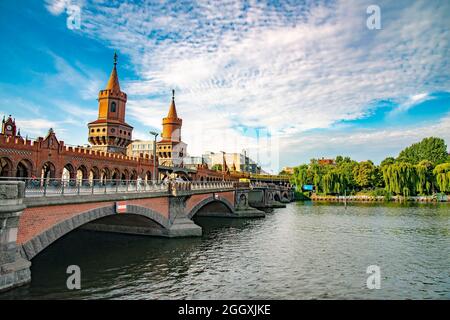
[1, 202, 449, 299]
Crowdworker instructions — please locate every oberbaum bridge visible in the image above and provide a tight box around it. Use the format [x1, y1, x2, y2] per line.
[0, 54, 294, 292]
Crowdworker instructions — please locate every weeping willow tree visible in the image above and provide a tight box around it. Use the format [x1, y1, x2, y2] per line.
[433, 163, 450, 193]
[322, 170, 350, 195]
[382, 162, 418, 196]
[415, 160, 434, 195]
[291, 165, 309, 191]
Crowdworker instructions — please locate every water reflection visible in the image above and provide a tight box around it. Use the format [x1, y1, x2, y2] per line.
[1, 202, 449, 299]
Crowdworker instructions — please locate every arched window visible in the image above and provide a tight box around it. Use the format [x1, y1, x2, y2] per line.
[110, 102, 116, 113]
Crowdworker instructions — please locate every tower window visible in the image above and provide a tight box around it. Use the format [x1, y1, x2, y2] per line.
[110, 102, 117, 113]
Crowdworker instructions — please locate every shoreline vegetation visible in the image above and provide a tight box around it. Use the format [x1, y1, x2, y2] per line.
[288, 137, 450, 202]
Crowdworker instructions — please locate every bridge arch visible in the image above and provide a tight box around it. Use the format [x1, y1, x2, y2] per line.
[16, 159, 33, 178]
[77, 165, 88, 181]
[274, 193, 281, 202]
[101, 167, 110, 184]
[21, 204, 171, 260]
[62, 163, 76, 180]
[0, 156, 13, 177]
[112, 168, 120, 181]
[89, 166, 100, 182]
[41, 161, 56, 180]
[187, 196, 235, 219]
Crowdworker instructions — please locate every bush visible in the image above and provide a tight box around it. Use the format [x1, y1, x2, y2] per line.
[294, 191, 311, 200]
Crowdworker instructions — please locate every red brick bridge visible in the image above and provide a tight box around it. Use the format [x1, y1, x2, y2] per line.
[0, 180, 293, 292]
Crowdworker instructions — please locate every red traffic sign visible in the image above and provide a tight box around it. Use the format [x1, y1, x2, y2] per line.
[116, 201, 127, 214]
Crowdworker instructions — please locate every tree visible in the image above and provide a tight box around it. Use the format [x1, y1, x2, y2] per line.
[382, 162, 417, 196]
[433, 163, 450, 193]
[291, 165, 309, 191]
[397, 137, 448, 165]
[211, 164, 222, 171]
[380, 157, 395, 167]
[353, 161, 377, 189]
[415, 160, 434, 195]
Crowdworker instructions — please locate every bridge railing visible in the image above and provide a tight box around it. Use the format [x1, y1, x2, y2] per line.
[0, 177, 239, 198]
[190, 181, 234, 190]
[0, 177, 169, 197]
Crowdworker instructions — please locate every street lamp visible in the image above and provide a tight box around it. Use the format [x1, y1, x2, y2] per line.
[220, 150, 226, 181]
[149, 131, 159, 182]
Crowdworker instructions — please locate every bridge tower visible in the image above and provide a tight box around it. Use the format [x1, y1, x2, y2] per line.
[88, 52, 133, 154]
[157, 90, 187, 167]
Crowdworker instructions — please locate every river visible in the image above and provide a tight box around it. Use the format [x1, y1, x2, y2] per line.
[1, 202, 449, 299]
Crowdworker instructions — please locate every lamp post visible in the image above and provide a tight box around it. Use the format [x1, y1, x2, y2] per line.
[150, 131, 159, 182]
[220, 150, 226, 181]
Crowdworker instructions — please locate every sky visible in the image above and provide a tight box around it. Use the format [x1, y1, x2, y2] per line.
[0, 0, 449, 173]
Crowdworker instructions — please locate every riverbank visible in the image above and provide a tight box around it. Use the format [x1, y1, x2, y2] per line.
[309, 194, 448, 202]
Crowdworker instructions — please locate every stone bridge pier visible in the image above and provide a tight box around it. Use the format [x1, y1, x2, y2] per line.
[248, 184, 294, 211]
[0, 182, 31, 292]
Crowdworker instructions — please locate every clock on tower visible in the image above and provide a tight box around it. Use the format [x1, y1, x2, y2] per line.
[1, 115, 17, 136]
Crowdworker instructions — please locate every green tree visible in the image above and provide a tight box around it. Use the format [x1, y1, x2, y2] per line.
[382, 162, 417, 196]
[380, 157, 395, 167]
[433, 163, 450, 193]
[291, 165, 309, 191]
[211, 164, 222, 171]
[415, 160, 434, 195]
[353, 161, 377, 189]
[397, 137, 448, 165]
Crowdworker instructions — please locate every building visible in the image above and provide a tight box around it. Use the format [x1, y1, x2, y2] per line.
[201, 151, 261, 174]
[318, 158, 335, 166]
[281, 167, 294, 174]
[127, 140, 155, 158]
[156, 90, 187, 167]
[87, 52, 133, 155]
[183, 156, 204, 170]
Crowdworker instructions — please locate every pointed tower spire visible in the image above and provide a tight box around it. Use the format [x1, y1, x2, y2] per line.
[106, 51, 121, 92]
[167, 89, 178, 119]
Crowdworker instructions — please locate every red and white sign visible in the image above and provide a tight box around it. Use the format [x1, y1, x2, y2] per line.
[116, 201, 127, 213]
[214, 193, 220, 200]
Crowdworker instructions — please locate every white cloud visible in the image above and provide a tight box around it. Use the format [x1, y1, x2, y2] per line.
[281, 113, 450, 165]
[42, 0, 450, 170]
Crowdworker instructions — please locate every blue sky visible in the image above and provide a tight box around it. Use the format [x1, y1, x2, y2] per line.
[0, 0, 449, 172]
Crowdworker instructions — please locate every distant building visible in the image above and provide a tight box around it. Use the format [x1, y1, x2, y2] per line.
[281, 167, 294, 174]
[184, 156, 204, 169]
[318, 157, 335, 165]
[127, 140, 155, 158]
[201, 151, 260, 174]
